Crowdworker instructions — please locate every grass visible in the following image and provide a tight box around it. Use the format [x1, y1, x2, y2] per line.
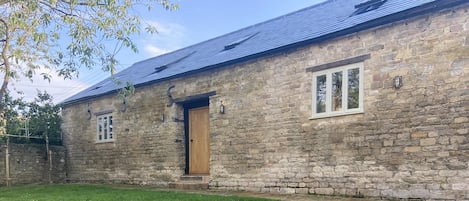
[0, 184, 278, 201]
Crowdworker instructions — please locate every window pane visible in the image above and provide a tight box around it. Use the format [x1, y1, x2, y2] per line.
[316, 75, 326, 113]
[331, 71, 343, 111]
[103, 117, 108, 139]
[109, 116, 113, 139]
[348, 68, 360, 109]
[98, 117, 102, 140]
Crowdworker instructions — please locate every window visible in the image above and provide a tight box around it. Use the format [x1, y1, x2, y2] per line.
[351, 0, 387, 16]
[146, 51, 196, 77]
[312, 62, 364, 118]
[97, 113, 114, 142]
[223, 32, 259, 51]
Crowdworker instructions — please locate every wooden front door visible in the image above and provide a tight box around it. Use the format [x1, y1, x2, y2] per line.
[188, 106, 210, 174]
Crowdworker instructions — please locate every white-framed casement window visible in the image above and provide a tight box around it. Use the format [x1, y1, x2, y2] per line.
[97, 113, 114, 143]
[312, 62, 364, 119]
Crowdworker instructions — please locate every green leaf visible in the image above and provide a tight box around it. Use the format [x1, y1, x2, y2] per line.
[0, 0, 178, 108]
[145, 25, 158, 34]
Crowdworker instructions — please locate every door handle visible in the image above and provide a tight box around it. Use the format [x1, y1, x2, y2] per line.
[190, 139, 194, 142]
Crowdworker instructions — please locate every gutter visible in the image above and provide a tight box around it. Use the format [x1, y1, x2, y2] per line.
[61, 0, 469, 106]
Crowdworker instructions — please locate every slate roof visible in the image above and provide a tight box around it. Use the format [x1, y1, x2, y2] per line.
[62, 0, 467, 105]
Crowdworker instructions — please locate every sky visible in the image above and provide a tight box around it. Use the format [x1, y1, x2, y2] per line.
[11, 0, 327, 103]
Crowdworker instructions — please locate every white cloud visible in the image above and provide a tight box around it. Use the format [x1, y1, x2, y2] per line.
[140, 20, 187, 57]
[143, 45, 170, 57]
[7, 69, 90, 104]
[146, 20, 186, 37]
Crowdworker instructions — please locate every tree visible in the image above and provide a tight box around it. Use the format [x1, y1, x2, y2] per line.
[3, 92, 25, 135]
[0, 0, 178, 135]
[1, 91, 62, 145]
[25, 91, 62, 144]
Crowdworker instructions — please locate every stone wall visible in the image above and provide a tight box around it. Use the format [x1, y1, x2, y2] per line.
[0, 143, 66, 186]
[62, 87, 185, 186]
[62, 3, 469, 200]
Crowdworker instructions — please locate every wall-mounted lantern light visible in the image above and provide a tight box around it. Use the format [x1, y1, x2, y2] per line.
[393, 76, 403, 89]
[219, 101, 225, 114]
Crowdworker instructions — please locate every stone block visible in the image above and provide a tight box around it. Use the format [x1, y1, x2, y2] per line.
[451, 136, 465, 144]
[454, 117, 469, 123]
[411, 132, 427, 138]
[295, 188, 309, 194]
[404, 146, 421, 153]
[428, 131, 439, 137]
[439, 170, 458, 177]
[457, 129, 468, 135]
[426, 183, 441, 190]
[314, 188, 334, 195]
[430, 190, 457, 200]
[384, 140, 394, 146]
[420, 138, 436, 146]
[453, 183, 469, 191]
[458, 170, 469, 177]
[409, 189, 431, 199]
[438, 136, 450, 145]
[437, 151, 450, 157]
[279, 188, 296, 194]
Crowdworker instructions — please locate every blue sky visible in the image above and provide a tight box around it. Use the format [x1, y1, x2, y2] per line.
[131, 0, 327, 61]
[14, 0, 326, 102]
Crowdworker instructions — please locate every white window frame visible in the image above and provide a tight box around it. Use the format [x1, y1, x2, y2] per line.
[96, 113, 114, 143]
[311, 62, 364, 119]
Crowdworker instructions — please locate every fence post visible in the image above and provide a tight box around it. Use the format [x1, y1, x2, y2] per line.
[49, 149, 52, 184]
[45, 135, 52, 184]
[5, 136, 10, 187]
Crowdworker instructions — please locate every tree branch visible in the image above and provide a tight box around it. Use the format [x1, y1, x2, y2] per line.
[59, 0, 106, 6]
[38, 1, 78, 17]
[0, 18, 11, 109]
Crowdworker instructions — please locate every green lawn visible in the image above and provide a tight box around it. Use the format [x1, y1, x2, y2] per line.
[0, 184, 277, 201]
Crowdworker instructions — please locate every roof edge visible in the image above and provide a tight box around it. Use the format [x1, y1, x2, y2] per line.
[61, 0, 469, 107]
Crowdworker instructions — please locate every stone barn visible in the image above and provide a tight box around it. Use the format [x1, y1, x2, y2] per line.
[61, 0, 469, 199]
